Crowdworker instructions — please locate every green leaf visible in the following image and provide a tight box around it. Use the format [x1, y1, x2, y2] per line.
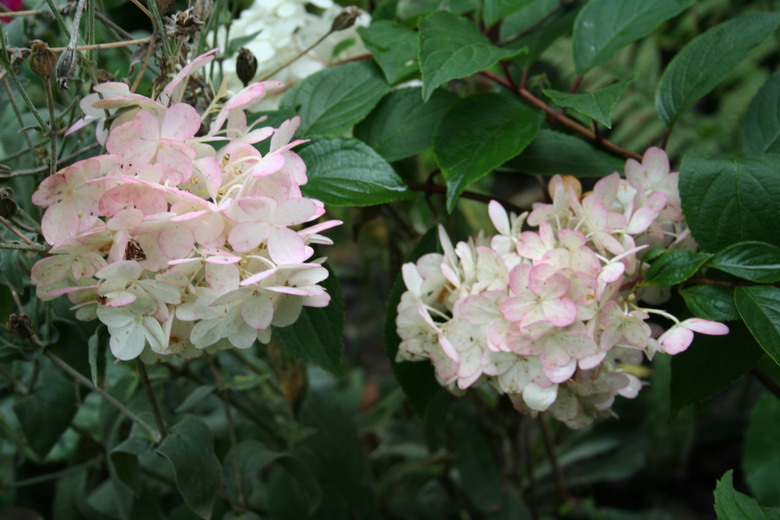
[708, 242, 780, 283]
[572, 0, 693, 74]
[13, 365, 78, 459]
[670, 322, 763, 413]
[500, 1, 581, 68]
[714, 470, 767, 520]
[273, 265, 345, 376]
[156, 415, 223, 520]
[544, 75, 635, 128]
[656, 13, 780, 124]
[354, 87, 458, 162]
[226, 29, 263, 57]
[358, 22, 418, 84]
[744, 392, 780, 507]
[483, 0, 533, 27]
[418, 10, 525, 101]
[678, 155, 780, 251]
[384, 228, 442, 415]
[452, 403, 502, 512]
[680, 285, 739, 322]
[735, 286, 780, 366]
[434, 93, 543, 212]
[643, 250, 712, 286]
[174, 385, 215, 413]
[110, 436, 151, 497]
[280, 60, 388, 136]
[507, 129, 624, 177]
[298, 138, 415, 206]
[744, 72, 780, 156]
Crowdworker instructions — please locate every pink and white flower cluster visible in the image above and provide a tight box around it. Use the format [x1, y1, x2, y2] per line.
[396, 148, 728, 428]
[30, 49, 339, 362]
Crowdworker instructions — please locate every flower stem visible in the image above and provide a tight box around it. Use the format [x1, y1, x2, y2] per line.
[136, 360, 168, 441]
[258, 30, 334, 82]
[538, 414, 573, 507]
[2, 77, 34, 151]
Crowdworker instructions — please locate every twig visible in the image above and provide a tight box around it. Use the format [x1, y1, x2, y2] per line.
[0, 241, 48, 253]
[258, 29, 334, 81]
[407, 182, 528, 215]
[480, 70, 642, 161]
[752, 367, 780, 400]
[686, 277, 779, 288]
[2, 77, 34, 150]
[47, 350, 160, 442]
[131, 34, 157, 92]
[661, 124, 674, 150]
[0, 8, 50, 18]
[50, 36, 153, 53]
[42, 75, 57, 175]
[209, 357, 246, 512]
[1, 143, 101, 178]
[0, 216, 38, 247]
[136, 360, 168, 441]
[95, 12, 136, 41]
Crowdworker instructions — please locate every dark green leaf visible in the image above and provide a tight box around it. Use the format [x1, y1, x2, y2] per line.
[735, 286, 780, 366]
[643, 250, 712, 286]
[13, 365, 78, 459]
[110, 436, 151, 497]
[273, 265, 345, 376]
[452, 404, 502, 512]
[358, 22, 418, 84]
[709, 242, 780, 283]
[573, 0, 693, 74]
[680, 285, 739, 321]
[679, 155, 780, 251]
[483, 0, 533, 27]
[280, 60, 388, 136]
[298, 138, 415, 206]
[744, 392, 780, 507]
[226, 30, 263, 57]
[744, 72, 780, 156]
[434, 93, 543, 211]
[156, 415, 223, 520]
[656, 13, 780, 124]
[714, 470, 767, 520]
[418, 10, 524, 101]
[507, 129, 624, 177]
[174, 385, 215, 413]
[355, 87, 458, 162]
[372, 0, 399, 21]
[544, 75, 635, 128]
[385, 228, 442, 415]
[670, 322, 763, 413]
[500, 1, 581, 68]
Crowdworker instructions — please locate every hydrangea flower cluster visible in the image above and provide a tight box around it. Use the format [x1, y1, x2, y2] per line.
[220, 0, 369, 105]
[396, 148, 728, 428]
[30, 49, 340, 362]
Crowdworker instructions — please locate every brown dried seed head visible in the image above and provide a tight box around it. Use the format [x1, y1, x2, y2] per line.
[5, 313, 34, 341]
[236, 48, 258, 87]
[0, 187, 17, 219]
[192, 0, 213, 21]
[331, 6, 360, 32]
[56, 46, 78, 91]
[29, 40, 57, 80]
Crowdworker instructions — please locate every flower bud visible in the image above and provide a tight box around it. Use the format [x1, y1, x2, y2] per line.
[56, 46, 78, 90]
[236, 47, 257, 87]
[330, 6, 360, 32]
[0, 187, 18, 219]
[28, 40, 56, 80]
[3, 46, 30, 74]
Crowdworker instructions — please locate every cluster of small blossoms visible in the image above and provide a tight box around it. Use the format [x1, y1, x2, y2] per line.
[396, 148, 728, 428]
[220, 0, 369, 105]
[30, 49, 340, 362]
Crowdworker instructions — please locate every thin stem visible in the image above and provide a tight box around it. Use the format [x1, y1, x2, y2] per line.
[0, 8, 50, 18]
[407, 182, 528, 215]
[661, 123, 674, 150]
[2, 77, 34, 150]
[481, 70, 642, 161]
[136, 360, 168, 441]
[9, 457, 101, 488]
[752, 367, 780, 400]
[0, 241, 48, 253]
[538, 414, 572, 506]
[43, 79, 57, 175]
[209, 357, 246, 512]
[258, 29, 334, 82]
[47, 350, 160, 442]
[143, 0, 172, 57]
[0, 31, 49, 131]
[0, 216, 38, 246]
[686, 277, 779, 288]
[131, 34, 157, 92]
[50, 36, 153, 53]
[95, 12, 136, 40]
[1, 143, 101, 178]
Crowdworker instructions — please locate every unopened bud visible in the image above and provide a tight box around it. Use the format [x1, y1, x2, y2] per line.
[236, 48, 257, 87]
[331, 6, 360, 32]
[192, 0, 213, 22]
[28, 40, 56, 80]
[56, 46, 78, 90]
[5, 313, 33, 341]
[0, 187, 17, 219]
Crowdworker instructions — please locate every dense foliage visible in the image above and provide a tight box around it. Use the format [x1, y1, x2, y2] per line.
[1, 0, 780, 519]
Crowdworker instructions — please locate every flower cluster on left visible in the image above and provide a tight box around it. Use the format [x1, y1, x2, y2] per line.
[29, 49, 340, 362]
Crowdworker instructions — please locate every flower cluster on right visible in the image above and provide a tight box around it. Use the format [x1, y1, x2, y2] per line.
[396, 148, 728, 428]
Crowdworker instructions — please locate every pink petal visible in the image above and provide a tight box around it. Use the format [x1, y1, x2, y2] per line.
[541, 298, 577, 327]
[275, 198, 318, 225]
[162, 103, 202, 141]
[157, 225, 195, 258]
[625, 206, 657, 235]
[659, 326, 694, 355]
[228, 222, 267, 252]
[241, 293, 274, 330]
[268, 226, 306, 265]
[32, 175, 66, 207]
[682, 318, 729, 335]
[240, 268, 277, 286]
